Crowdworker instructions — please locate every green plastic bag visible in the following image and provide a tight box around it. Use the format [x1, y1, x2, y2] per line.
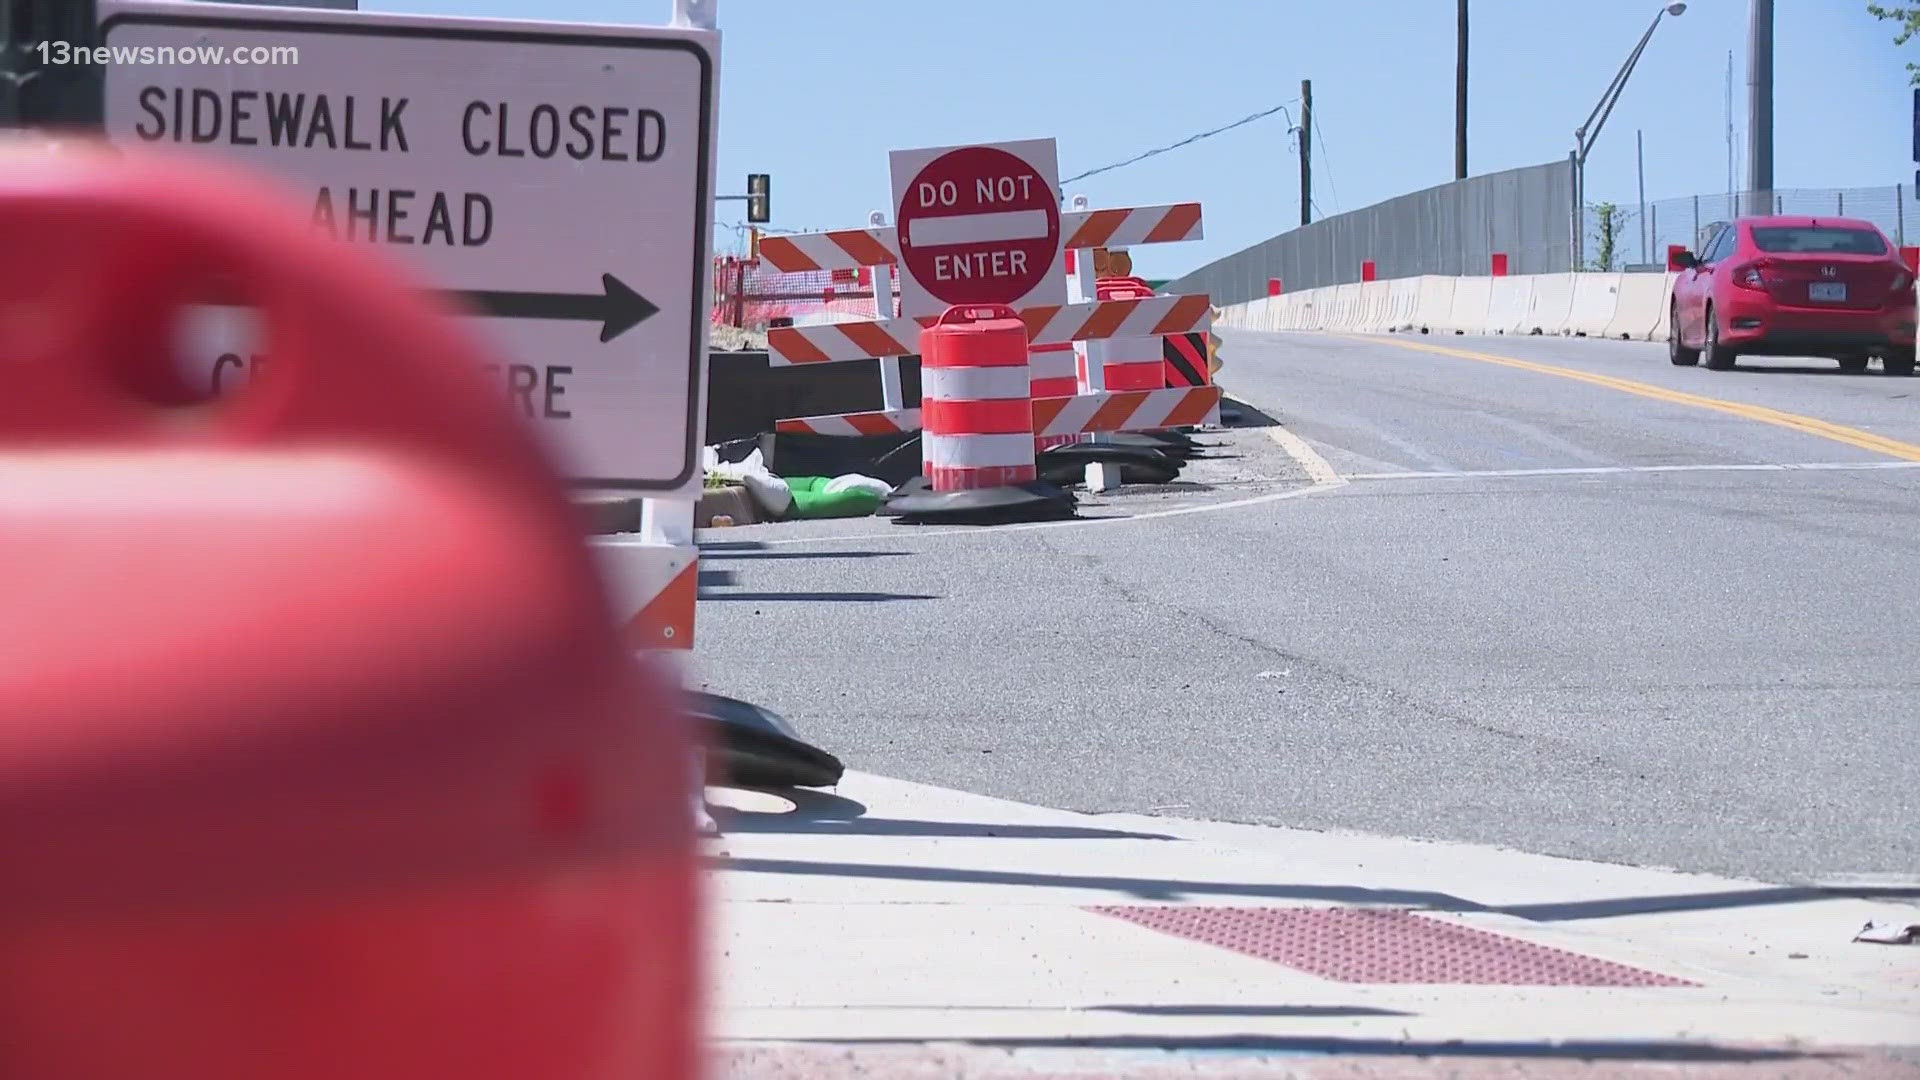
[785, 476, 885, 519]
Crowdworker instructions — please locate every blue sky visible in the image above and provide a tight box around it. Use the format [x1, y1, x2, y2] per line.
[365, 0, 1917, 278]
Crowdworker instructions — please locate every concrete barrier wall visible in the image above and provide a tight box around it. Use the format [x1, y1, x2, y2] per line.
[1216, 271, 1680, 341]
[1386, 277, 1422, 330]
[1483, 277, 1534, 335]
[1414, 276, 1456, 330]
[1565, 273, 1622, 336]
[1521, 274, 1576, 336]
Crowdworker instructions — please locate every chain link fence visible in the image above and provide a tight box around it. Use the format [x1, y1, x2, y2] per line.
[1168, 168, 1920, 308]
[711, 258, 896, 328]
[1599, 185, 1917, 270]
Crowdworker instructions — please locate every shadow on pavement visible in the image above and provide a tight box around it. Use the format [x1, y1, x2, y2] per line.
[1719, 363, 1854, 375]
[1092, 1004, 1411, 1018]
[700, 548, 911, 561]
[721, 856, 1920, 922]
[1219, 396, 1280, 429]
[723, 815, 1176, 841]
[698, 591, 938, 603]
[771, 1035, 1827, 1062]
[715, 787, 1176, 841]
[722, 857, 1483, 908]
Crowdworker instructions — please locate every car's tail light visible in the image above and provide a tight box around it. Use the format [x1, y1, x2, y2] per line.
[1892, 270, 1913, 292]
[1731, 262, 1768, 291]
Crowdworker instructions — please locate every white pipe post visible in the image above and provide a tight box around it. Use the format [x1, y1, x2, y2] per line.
[1063, 193, 1118, 493]
[870, 210, 905, 413]
[669, 0, 719, 838]
[652, 0, 715, 552]
[671, 0, 716, 29]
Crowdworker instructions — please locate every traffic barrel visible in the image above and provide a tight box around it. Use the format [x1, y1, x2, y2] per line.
[1090, 276, 1169, 392]
[0, 143, 699, 1080]
[919, 303, 1039, 492]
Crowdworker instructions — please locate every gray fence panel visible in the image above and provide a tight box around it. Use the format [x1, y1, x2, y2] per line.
[1173, 168, 1920, 308]
[1167, 160, 1573, 306]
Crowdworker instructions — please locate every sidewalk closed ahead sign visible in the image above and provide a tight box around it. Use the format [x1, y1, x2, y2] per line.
[97, 2, 718, 492]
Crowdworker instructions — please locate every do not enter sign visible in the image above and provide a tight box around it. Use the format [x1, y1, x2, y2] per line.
[890, 138, 1066, 319]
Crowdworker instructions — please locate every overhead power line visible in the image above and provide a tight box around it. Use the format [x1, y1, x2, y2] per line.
[1061, 100, 1299, 186]
[1312, 116, 1341, 214]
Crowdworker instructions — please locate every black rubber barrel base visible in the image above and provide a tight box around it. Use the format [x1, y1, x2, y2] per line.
[1101, 431, 1198, 459]
[881, 477, 1079, 525]
[1036, 443, 1181, 486]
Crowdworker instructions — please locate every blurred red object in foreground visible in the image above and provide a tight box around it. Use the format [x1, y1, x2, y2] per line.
[0, 141, 699, 1080]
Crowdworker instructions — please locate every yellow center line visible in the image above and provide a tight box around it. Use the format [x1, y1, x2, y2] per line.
[1349, 335, 1920, 463]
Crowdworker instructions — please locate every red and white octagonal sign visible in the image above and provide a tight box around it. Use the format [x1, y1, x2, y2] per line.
[890, 138, 1067, 319]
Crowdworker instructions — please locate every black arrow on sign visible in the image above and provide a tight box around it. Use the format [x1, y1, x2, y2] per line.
[457, 273, 659, 343]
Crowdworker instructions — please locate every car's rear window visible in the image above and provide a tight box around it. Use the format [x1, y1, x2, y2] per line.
[1748, 226, 1887, 255]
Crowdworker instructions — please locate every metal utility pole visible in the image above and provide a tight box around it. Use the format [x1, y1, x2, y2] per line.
[1299, 78, 1313, 227]
[1744, 0, 1774, 209]
[1455, 0, 1469, 180]
[1724, 50, 1736, 211]
[1636, 129, 1648, 264]
[0, 0, 104, 127]
[1570, 3, 1687, 270]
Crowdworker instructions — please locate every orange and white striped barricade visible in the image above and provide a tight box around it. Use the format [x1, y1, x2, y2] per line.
[766, 292, 1211, 364]
[1029, 340, 1082, 452]
[1033, 385, 1222, 440]
[765, 292, 1214, 497]
[919, 305, 1039, 491]
[756, 200, 1202, 275]
[761, 197, 1206, 454]
[775, 407, 921, 437]
[1088, 274, 1169, 391]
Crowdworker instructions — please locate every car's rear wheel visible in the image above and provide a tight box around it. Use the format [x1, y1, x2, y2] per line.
[1668, 303, 1700, 366]
[1886, 348, 1917, 377]
[1837, 353, 1871, 373]
[1701, 307, 1737, 370]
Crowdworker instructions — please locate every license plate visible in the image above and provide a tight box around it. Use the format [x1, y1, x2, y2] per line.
[1809, 281, 1848, 302]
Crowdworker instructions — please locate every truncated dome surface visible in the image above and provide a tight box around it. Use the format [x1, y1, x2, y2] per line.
[1089, 907, 1697, 987]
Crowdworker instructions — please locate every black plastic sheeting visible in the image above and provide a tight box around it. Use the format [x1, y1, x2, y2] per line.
[881, 478, 1079, 526]
[769, 431, 924, 487]
[693, 691, 844, 790]
[706, 350, 923, 445]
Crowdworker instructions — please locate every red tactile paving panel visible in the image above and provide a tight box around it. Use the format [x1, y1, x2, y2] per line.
[1087, 906, 1697, 987]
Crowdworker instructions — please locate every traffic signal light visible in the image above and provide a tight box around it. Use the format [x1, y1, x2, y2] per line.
[746, 173, 770, 224]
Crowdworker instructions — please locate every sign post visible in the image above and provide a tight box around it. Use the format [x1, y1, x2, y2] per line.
[889, 138, 1065, 319]
[98, 2, 717, 496]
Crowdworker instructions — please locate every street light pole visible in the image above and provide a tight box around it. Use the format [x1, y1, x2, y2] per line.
[1570, 2, 1686, 270]
[1455, 0, 1469, 181]
[1745, 0, 1773, 210]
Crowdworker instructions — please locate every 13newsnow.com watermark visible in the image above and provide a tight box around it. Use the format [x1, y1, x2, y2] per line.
[37, 42, 300, 67]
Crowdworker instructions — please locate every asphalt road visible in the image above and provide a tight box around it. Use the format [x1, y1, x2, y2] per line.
[696, 331, 1919, 883]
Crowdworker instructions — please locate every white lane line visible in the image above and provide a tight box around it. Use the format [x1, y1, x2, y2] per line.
[706, 417, 1360, 549]
[1264, 423, 1347, 486]
[732, 478, 1347, 547]
[1343, 461, 1920, 482]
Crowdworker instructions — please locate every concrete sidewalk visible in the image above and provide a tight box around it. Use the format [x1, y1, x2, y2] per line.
[706, 772, 1920, 1078]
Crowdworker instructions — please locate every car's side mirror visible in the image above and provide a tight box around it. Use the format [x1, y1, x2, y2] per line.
[1669, 250, 1697, 271]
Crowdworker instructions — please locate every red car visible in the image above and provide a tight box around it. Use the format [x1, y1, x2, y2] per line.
[1668, 215, 1916, 376]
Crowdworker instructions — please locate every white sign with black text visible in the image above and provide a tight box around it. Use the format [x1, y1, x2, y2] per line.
[99, 1, 718, 491]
